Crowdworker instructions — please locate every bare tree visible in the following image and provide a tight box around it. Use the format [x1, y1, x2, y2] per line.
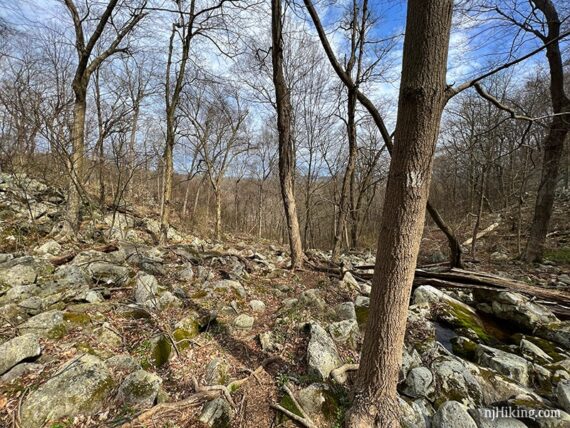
[345, 1, 454, 425]
[271, 0, 304, 268]
[62, 0, 147, 234]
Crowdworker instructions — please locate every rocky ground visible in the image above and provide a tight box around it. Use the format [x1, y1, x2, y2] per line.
[1, 173, 570, 428]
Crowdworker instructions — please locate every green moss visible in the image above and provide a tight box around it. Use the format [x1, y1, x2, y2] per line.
[191, 290, 208, 299]
[151, 335, 172, 367]
[512, 334, 566, 363]
[544, 247, 570, 264]
[47, 323, 68, 339]
[451, 337, 478, 360]
[172, 327, 198, 351]
[63, 312, 92, 326]
[279, 395, 303, 418]
[355, 306, 369, 328]
[440, 302, 492, 343]
[74, 341, 98, 355]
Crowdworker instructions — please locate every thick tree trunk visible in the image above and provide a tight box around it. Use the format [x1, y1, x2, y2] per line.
[524, 0, 570, 262]
[66, 88, 87, 232]
[271, 0, 304, 268]
[346, 1, 453, 426]
[332, 89, 358, 262]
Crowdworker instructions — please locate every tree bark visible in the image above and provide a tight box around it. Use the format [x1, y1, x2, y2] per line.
[524, 0, 570, 262]
[271, 0, 304, 268]
[66, 87, 87, 232]
[332, 88, 358, 262]
[346, 1, 453, 426]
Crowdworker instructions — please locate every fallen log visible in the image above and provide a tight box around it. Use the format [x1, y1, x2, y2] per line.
[329, 264, 570, 317]
[462, 222, 500, 246]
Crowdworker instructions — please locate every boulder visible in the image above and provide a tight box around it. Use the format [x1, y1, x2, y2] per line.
[33, 240, 61, 256]
[205, 280, 246, 299]
[536, 321, 570, 349]
[0, 334, 41, 375]
[234, 314, 254, 331]
[328, 319, 360, 349]
[557, 380, 570, 413]
[399, 396, 428, 428]
[205, 358, 230, 386]
[117, 369, 162, 407]
[299, 289, 327, 311]
[19, 310, 66, 338]
[402, 367, 435, 399]
[432, 401, 477, 428]
[199, 397, 232, 427]
[476, 345, 530, 386]
[307, 323, 342, 380]
[474, 290, 558, 331]
[87, 262, 129, 286]
[134, 272, 159, 307]
[249, 300, 266, 313]
[20, 355, 113, 428]
[468, 408, 527, 427]
[431, 356, 483, 407]
[335, 302, 357, 321]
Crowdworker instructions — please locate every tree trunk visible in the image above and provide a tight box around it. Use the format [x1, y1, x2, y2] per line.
[66, 88, 87, 232]
[332, 88, 358, 263]
[215, 186, 222, 240]
[524, 0, 570, 262]
[160, 118, 175, 242]
[346, 1, 453, 426]
[471, 168, 486, 259]
[271, 0, 304, 268]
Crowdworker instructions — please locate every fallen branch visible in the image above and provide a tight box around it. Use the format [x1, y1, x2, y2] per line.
[462, 222, 500, 246]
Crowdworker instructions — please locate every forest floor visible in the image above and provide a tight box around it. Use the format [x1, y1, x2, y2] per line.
[1, 173, 569, 428]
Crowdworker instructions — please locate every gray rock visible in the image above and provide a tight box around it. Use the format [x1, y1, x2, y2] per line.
[206, 279, 246, 299]
[339, 271, 359, 290]
[205, 358, 230, 386]
[299, 289, 326, 310]
[399, 396, 428, 428]
[335, 302, 356, 321]
[134, 272, 159, 308]
[259, 331, 281, 353]
[0, 362, 42, 383]
[520, 338, 553, 364]
[431, 356, 483, 407]
[476, 345, 530, 386]
[400, 347, 422, 382]
[0, 256, 46, 285]
[249, 300, 266, 313]
[20, 355, 113, 428]
[468, 408, 527, 427]
[0, 334, 41, 375]
[234, 314, 254, 330]
[158, 291, 182, 309]
[359, 283, 372, 296]
[199, 397, 232, 427]
[433, 401, 477, 428]
[307, 323, 342, 380]
[33, 240, 61, 256]
[558, 274, 570, 286]
[557, 380, 570, 413]
[297, 383, 328, 416]
[475, 290, 558, 331]
[402, 367, 435, 399]
[85, 290, 104, 303]
[106, 354, 141, 374]
[87, 262, 129, 285]
[328, 319, 360, 349]
[536, 321, 570, 349]
[19, 310, 66, 338]
[178, 265, 194, 281]
[117, 369, 162, 407]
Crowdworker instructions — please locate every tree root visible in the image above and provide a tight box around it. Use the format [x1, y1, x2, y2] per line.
[331, 363, 359, 384]
[271, 383, 317, 428]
